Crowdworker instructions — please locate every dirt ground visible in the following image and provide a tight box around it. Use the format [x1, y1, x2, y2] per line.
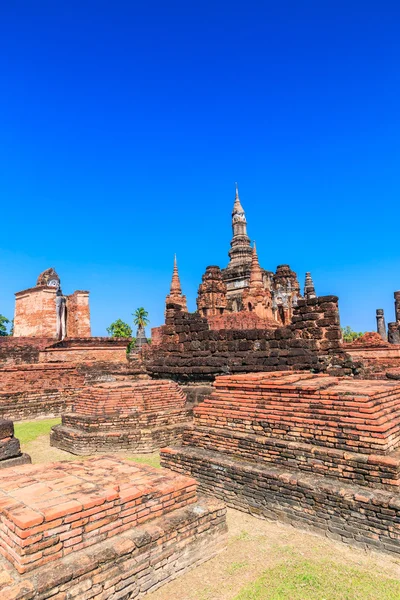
[146, 509, 400, 600]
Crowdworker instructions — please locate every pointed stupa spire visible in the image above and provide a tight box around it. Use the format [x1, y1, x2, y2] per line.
[166, 255, 187, 313]
[304, 272, 316, 301]
[170, 254, 182, 295]
[249, 242, 264, 287]
[226, 183, 252, 268]
[233, 182, 244, 214]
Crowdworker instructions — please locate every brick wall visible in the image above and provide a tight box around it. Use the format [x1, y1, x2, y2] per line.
[0, 457, 227, 599]
[51, 380, 192, 454]
[145, 296, 350, 381]
[161, 371, 400, 556]
[0, 338, 54, 365]
[206, 312, 280, 330]
[0, 496, 226, 599]
[14, 287, 58, 338]
[66, 291, 91, 337]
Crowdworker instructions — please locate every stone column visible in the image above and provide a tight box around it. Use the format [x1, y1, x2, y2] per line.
[395, 291, 400, 323]
[376, 309, 387, 342]
[388, 323, 400, 345]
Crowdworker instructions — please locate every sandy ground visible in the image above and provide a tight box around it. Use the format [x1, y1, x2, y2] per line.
[143, 508, 400, 600]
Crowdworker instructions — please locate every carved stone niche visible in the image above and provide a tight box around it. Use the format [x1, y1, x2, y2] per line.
[197, 266, 228, 317]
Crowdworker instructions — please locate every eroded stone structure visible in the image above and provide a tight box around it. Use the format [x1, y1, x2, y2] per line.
[0, 419, 31, 469]
[0, 337, 136, 421]
[0, 457, 226, 597]
[147, 294, 348, 382]
[376, 290, 400, 344]
[14, 268, 90, 339]
[51, 379, 191, 454]
[218, 185, 301, 325]
[162, 371, 400, 555]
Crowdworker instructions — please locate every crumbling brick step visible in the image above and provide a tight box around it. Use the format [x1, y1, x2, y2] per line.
[161, 445, 400, 556]
[194, 372, 400, 454]
[183, 426, 400, 489]
[0, 457, 197, 573]
[0, 419, 31, 470]
[50, 421, 191, 455]
[0, 496, 227, 600]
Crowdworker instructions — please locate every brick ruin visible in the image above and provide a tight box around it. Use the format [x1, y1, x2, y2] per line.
[0, 419, 31, 469]
[50, 380, 191, 454]
[376, 290, 400, 345]
[162, 371, 400, 556]
[0, 457, 226, 598]
[0, 337, 136, 421]
[147, 294, 351, 383]
[14, 268, 90, 340]
[1, 184, 400, 596]
[219, 185, 301, 324]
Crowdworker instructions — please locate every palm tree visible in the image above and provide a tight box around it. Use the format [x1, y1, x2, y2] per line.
[132, 308, 150, 352]
[133, 308, 149, 329]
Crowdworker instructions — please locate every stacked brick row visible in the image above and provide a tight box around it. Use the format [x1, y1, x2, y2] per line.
[0, 419, 31, 470]
[162, 371, 400, 555]
[0, 457, 227, 598]
[51, 380, 191, 454]
[145, 296, 352, 381]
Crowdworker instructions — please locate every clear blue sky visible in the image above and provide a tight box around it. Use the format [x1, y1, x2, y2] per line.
[1, 1, 399, 335]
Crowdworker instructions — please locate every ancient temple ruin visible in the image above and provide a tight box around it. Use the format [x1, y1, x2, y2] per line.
[162, 371, 400, 556]
[219, 185, 301, 325]
[376, 290, 400, 344]
[13, 268, 91, 339]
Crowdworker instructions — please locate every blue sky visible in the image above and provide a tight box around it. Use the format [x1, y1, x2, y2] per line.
[1, 1, 399, 335]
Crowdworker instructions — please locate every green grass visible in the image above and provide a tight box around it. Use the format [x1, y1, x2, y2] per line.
[14, 418, 61, 444]
[227, 561, 249, 575]
[126, 454, 161, 469]
[233, 558, 400, 600]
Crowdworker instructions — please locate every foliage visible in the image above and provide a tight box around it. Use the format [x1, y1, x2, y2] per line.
[0, 314, 10, 336]
[127, 338, 136, 354]
[106, 318, 133, 338]
[341, 326, 365, 343]
[14, 418, 61, 444]
[233, 557, 400, 600]
[133, 307, 150, 329]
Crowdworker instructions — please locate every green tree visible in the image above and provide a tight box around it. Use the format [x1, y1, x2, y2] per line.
[133, 307, 150, 329]
[0, 315, 10, 336]
[106, 319, 133, 338]
[341, 326, 364, 343]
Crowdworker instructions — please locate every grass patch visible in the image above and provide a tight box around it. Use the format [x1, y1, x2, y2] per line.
[14, 418, 61, 444]
[233, 558, 400, 600]
[227, 561, 249, 575]
[126, 454, 161, 469]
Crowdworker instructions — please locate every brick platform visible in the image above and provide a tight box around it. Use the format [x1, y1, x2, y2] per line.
[0, 457, 227, 599]
[0, 419, 31, 470]
[51, 380, 191, 454]
[161, 371, 400, 555]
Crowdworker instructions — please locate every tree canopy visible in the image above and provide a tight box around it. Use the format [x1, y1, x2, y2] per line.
[341, 326, 364, 343]
[133, 307, 150, 329]
[0, 315, 10, 336]
[106, 319, 133, 338]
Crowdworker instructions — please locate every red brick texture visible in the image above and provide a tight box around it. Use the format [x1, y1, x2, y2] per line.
[0, 419, 31, 470]
[0, 338, 140, 421]
[0, 459, 227, 599]
[206, 312, 280, 330]
[0, 457, 198, 574]
[0, 496, 226, 600]
[145, 295, 352, 381]
[191, 372, 400, 456]
[50, 380, 192, 454]
[161, 371, 400, 555]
